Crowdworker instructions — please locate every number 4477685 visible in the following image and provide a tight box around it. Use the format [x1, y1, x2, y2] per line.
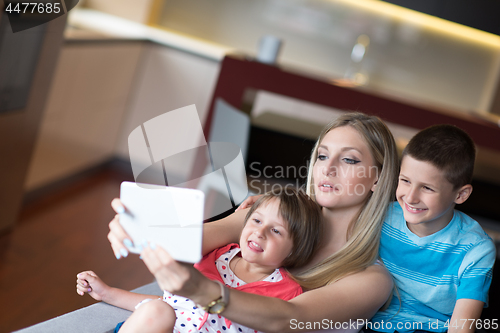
[5, 2, 61, 14]
[444, 319, 498, 330]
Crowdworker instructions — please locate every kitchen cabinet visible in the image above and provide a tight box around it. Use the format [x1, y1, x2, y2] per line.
[25, 40, 144, 191]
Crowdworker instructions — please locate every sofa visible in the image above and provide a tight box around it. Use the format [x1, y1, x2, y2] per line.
[14, 281, 162, 333]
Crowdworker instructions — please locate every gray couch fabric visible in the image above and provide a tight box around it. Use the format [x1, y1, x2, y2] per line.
[14, 281, 162, 333]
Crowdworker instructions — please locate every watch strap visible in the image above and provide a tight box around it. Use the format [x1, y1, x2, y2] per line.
[200, 280, 229, 314]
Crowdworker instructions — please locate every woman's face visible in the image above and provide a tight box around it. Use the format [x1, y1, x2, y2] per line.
[312, 126, 379, 211]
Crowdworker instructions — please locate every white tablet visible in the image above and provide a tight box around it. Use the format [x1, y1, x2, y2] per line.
[119, 181, 204, 263]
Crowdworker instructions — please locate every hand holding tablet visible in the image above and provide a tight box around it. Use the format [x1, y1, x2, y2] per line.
[119, 181, 204, 263]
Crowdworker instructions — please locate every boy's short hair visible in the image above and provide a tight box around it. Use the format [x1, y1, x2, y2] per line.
[244, 187, 323, 269]
[402, 124, 476, 189]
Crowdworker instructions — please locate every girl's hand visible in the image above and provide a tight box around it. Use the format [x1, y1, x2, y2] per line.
[108, 198, 133, 259]
[235, 194, 262, 211]
[140, 244, 220, 305]
[76, 271, 110, 302]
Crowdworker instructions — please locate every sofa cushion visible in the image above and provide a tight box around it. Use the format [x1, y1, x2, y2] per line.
[14, 281, 162, 333]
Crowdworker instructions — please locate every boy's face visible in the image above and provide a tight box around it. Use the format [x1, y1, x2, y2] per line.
[240, 199, 294, 270]
[396, 155, 471, 237]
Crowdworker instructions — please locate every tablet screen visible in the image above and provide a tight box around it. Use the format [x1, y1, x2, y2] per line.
[119, 181, 204, 263]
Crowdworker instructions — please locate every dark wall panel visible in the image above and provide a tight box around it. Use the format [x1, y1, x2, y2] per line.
[0, 9, 66, 232]
[382, 0, 500, 35]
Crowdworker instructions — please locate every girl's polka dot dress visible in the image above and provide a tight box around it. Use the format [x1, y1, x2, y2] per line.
[163, 247, 283, 333]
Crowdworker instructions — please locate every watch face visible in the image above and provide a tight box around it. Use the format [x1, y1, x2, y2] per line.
[210, 302, 226, 314]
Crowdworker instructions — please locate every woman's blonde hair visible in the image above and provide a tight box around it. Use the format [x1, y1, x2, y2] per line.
[294, 112, 399, 290]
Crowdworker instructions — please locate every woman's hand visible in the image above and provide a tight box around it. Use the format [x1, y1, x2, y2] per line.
[140, 244, 221, 306]
[76, 271, 110, 301]
[108, 198, 134, 259]
[235, 194, 262, 211]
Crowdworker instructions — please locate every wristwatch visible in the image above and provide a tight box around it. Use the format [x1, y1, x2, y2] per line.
[200, 280, 229, 314]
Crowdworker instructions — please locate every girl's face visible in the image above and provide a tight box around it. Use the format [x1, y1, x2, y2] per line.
[240, 199, 294, 270]
[312, 126, 378, 211]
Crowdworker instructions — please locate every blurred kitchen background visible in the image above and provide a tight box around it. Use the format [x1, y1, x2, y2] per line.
[1, 0, 500, 331]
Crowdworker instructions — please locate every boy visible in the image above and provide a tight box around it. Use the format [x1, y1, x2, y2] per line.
[369, 124, 496, 333]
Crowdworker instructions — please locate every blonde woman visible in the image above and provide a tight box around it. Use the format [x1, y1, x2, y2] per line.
[106, 112, 400, 333]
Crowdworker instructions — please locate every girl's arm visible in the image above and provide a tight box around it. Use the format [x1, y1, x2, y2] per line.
[76, 271, 159, 311]
[107, 199, 247, 259]
[140, 245, 393, 333]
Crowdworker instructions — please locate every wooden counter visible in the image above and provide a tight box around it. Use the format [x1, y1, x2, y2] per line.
[205, 55, 500, 154]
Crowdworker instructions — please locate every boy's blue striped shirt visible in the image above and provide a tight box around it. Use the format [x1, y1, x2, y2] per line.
[370, 202, 496, 332]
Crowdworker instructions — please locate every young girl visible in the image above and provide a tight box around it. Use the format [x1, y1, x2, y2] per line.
[77, 187, 323, 333]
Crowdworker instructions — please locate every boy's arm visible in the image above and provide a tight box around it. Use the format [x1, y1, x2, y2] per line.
[451, 238, 496, 333]
[448, 299, 484, 333]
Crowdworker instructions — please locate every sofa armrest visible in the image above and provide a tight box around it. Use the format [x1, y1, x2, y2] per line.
[14, 281, 162, 333]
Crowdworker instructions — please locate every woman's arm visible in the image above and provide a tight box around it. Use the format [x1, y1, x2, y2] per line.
[202, 208, 247, 255]
[141, 245, 393, 333]
[216, 265, 392, 333]
[235, 194, 262, 211]
[107, 199, 247, 258]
